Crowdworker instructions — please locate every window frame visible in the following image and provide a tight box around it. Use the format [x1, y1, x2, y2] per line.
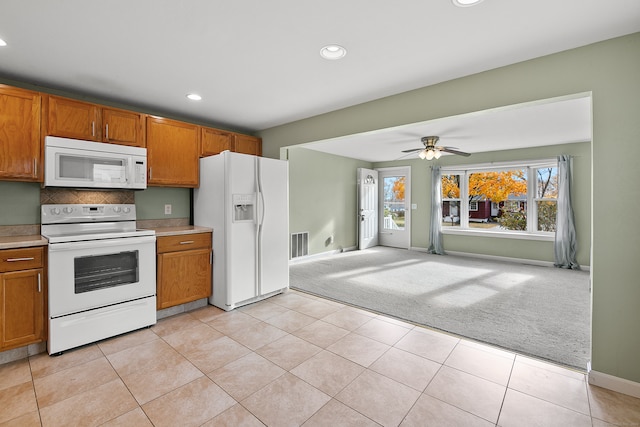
[440, 159, 558, 241]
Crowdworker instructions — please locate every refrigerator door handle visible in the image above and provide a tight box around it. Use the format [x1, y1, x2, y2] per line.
[255, 159, 261, 297]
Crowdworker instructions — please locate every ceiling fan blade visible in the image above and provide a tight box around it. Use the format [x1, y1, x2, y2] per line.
[440, 147, 471, 157]
[401, 148, 423, 153]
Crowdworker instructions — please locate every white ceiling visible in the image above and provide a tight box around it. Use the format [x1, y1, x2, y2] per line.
[298, 94, 593, 162]
[1, 0, 638, 138]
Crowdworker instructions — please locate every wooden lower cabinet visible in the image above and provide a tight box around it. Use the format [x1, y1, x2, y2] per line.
[0, 247, 45, 351]
[156, 232, 212, 310]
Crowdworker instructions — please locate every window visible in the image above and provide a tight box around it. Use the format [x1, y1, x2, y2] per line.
[441, 174, 461, 227]
[440, 160, 558, 238]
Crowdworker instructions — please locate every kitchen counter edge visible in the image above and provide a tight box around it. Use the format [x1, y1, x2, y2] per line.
[145, 226, 213, 237]
[0, 235, 49, 250]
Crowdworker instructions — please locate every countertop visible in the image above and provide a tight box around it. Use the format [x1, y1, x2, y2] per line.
[0, 235, 49, 250]
[0, 226, 212, 250]
[144, 225, 213, 237]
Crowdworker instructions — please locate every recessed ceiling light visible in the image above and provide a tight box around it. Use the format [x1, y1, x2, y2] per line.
[0, 38, 7, 47]
[320, 44, 347, 60]
[452, 0, 484, 6]
[186, 93, 202, 101]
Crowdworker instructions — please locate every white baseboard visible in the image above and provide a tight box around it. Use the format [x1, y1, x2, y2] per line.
[289, 246, 357, 264]
[588, 369, 640, 399]
[411, 247, 590, 271]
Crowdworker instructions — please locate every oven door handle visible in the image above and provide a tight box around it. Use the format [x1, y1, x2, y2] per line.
[48, 235, 156, 252]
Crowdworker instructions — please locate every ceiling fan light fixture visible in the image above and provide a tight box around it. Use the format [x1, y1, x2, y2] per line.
[418, 149, 428, 160]
[434, 150, 442, 159]
[425, 149, 435, 160]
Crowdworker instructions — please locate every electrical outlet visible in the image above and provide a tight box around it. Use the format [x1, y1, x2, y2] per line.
[412, 203, 418, 210]
[164, 204, 172, 215]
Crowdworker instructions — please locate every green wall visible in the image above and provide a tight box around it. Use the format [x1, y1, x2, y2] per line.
[0, 182, 41, 225]
[135, 187, 191, 220]
[287, 147, 372, 254]
[259, 33, 640, 383]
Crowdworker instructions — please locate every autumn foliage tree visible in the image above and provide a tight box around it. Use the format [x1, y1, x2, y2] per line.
[468, 170, 527, 202]
[392, 176, 405, 200]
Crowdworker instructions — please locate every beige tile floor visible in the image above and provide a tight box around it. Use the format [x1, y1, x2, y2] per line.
[1, 289, 640, 426]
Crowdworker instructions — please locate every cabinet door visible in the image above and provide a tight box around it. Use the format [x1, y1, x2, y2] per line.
[0, 269, 44, 350]
[102, 108, 145, 147]
[234, 134, 262, 156]
[146, 117, 200, 187]
[0, 85, 41, 181]
[47, 96, 100, 141]
[201, 127, 232, 157]
[157, 249, 212, 309]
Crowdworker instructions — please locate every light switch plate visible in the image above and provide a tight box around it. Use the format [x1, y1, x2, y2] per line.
[412, 203, 417, 210]
[164, 204, 172, 215]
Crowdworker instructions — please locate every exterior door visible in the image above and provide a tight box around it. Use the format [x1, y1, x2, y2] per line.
[357, 168, 378, 249]
[378, 167, 411, 249]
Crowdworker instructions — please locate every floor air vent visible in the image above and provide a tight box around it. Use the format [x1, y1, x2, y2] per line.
[291, 232, 309, 259]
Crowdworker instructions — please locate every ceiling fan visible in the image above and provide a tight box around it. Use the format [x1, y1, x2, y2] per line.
[402, 136, 471, 160]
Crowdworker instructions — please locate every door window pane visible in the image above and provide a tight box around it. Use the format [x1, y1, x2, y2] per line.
[383, 176, 405, 230]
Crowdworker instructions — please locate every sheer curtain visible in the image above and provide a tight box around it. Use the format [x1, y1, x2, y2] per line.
[554, 154, 580, 269]
[427, 165, 445, 255]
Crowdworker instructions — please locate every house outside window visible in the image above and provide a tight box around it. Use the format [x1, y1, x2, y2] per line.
[441, 174, 461, 227]
[440, 160, 558, 239]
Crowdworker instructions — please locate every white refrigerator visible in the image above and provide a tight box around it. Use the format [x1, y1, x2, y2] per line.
[194, 151, 289, 311]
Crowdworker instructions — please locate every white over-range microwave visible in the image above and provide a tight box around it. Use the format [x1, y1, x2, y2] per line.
[44, 136, 147, 190]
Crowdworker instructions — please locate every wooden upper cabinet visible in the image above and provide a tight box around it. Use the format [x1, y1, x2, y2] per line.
[146, 116, 200, 187]
[45, 95, 145, 147]
[233, 134, 262, 156]
[0, 85, 42, 182]
[200, 127, 232, 157]
[102, 108, 145, 147]
[46, 96, 100, 141]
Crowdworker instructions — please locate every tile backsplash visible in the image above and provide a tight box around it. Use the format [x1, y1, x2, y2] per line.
[40, 189, 135, 205]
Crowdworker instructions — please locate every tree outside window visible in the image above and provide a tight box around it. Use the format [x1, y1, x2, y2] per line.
[440, 162, 558, 234]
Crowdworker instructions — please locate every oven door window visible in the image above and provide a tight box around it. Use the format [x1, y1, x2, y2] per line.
[74, 251, 139, 293]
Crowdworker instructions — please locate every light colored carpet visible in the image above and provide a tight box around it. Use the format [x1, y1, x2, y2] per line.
[290, 246, 591, 369]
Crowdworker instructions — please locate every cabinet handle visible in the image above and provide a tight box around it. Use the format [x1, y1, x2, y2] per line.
[179, 240, 195, 245]
[37, 273, 41, 293]
[6, 257, 35, 262]
[34, 158, 37, 176]
[149, 167, 152, 179]
[92, 121, 95, 137]
[105, 123, 109, 140]
[210, 251, 212, 265]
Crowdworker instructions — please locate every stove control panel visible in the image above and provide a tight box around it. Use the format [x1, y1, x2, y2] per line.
[41, 204, 137, 224]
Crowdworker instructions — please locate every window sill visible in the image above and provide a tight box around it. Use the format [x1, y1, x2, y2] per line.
[441, 227, 555, 242]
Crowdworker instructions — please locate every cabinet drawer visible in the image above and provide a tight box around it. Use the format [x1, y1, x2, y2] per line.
[157, 232, 212, 254]
[0, 247, 44, 272]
